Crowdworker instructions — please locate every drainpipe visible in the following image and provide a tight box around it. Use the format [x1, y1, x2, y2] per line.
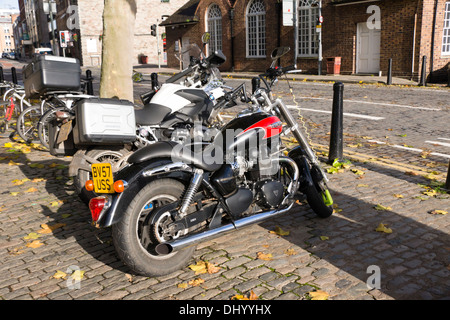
[230, 8, 235, 72]
[430, 0, 438, 82]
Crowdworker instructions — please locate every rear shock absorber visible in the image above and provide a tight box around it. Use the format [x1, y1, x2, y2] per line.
[178, 168, 203, 218]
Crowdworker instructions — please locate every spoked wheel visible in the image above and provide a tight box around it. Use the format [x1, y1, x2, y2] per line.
[37, 106, 67, 149]
[112, 179, 195, 277]
[16, 105, 41, 143]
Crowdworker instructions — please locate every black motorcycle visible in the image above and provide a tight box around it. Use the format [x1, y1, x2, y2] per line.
[86, 47, 334, 276]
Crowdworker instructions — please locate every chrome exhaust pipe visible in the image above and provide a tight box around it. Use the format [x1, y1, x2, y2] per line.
[155, 203, 294, 255]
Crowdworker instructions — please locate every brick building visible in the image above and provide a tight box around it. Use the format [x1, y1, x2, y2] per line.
[162, 0, 450, 81]
[0, 10, 19, 55]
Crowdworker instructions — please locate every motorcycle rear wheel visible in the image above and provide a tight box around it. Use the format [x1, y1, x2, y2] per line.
[112, 178, 195, 277]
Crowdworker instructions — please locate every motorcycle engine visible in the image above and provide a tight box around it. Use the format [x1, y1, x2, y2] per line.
[255, 180, 285, 208]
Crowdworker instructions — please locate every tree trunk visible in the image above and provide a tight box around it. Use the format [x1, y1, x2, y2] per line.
[100, 0, 137, 101]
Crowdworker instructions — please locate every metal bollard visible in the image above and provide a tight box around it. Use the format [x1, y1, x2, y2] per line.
[11, 67, 17, 84]
[387, 58, 393, 85]
[0, 66, 4, 96]
[328, 82, 344, 164]
[85, 69, 94, 95]
[446, 160, 450, 191]
[419, 56, 427, 87]
[151, 72, 159, 90]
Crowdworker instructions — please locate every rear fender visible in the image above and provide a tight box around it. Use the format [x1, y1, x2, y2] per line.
[97, 158, 192, 228]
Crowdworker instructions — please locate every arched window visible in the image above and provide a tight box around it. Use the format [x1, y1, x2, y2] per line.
[246, 0, 266, 58]
[298, 0, 319, 57]
[207, 4, 222, 55]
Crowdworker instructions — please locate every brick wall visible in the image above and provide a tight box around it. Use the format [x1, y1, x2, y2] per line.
[164, 0, 450, 81]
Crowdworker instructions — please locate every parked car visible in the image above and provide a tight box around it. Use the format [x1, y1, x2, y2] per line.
[2, 52, 8, 58]
[33, 48, 53, 56]
[7, 52, 17, 60]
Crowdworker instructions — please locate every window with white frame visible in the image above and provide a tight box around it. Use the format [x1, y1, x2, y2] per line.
[443, 2, 450, 55]
[207, 4, 222, 55]
[298, 0, 319, 57]
[246, 0, 266, 58]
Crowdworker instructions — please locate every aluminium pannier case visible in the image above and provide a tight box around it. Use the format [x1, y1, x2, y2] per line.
[22, 55, 81, 98]
[73, 98, 136, 145]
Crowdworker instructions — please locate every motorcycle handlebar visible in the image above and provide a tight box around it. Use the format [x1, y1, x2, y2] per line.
[280, 64, 297, 74]
[165, 66, 194, 84]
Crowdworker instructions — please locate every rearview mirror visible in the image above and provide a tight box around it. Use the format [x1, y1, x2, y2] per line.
[270, 47, 290, 60]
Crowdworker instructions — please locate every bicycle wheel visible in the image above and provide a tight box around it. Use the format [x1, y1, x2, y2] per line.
[37, 106, 68, 149]
[16, 105, 42, 143]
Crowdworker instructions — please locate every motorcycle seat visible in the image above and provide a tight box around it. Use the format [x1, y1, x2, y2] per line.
[135, 103, 171, 125]
[128, 140, 222, 172]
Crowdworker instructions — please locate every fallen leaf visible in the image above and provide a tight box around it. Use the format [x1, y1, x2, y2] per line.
[429, 210, 448, 215]
[231, 291, 258, 300]
[320, 236, 329, 241]
[50, 200, 64, 207]
[24, 232, 41, 240]
[270, 226, 290, 236]
[32, 178, 46, 183]
[12, 179, 24, 186]
[351, 168, 365, 176]
[357, 184, 369, 188]
[375, 223, 393, 234]
[393, 194, 404, 198]
[177, 282, 188, 289]
[38, 223, 66, 234]
[374, 204, 392, 211]
[285, 248, 297, 256]
[3, 142, 13, 148]
[8, 160, 20, 166]
[257, 252, 273, 261]
[125, 274, 133, 282]
[26, 240, 44, 248]
[10, 192, 19, 196]
[70, 270, 85, 282]
[405, 171, 418, 176]
[25, 187, 38, 193]
[206, 262, 221, 274]
[308, 290, 329, 300]
[188, 278, 205, 287]
[61, 213, 71, 219]
[52, 270, 67, 280]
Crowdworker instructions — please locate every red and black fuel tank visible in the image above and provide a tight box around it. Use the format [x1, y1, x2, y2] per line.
[220, 112, 282, 141]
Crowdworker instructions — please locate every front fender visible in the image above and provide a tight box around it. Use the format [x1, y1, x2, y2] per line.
[97, 158, 191, 228]
[288, 146, 314, 193]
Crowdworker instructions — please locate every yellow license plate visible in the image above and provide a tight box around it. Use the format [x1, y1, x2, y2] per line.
[91, 163, 114, 193]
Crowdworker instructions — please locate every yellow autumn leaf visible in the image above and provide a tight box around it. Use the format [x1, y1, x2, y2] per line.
[231, 291, 258, 300]
[26, 240, 44, 248]
[12, 179, 24, 185]
[32, 178, 46, 182]
[70, 270, 85, 282]
[320, 236, 329, 241]
[3, 142, 13, 148]
[52, 270, 67, 280]
[38, 223, 66, 234]
[188, 261, 208, 275]
[351, 168, 365, 176]
[285, 248, 297, 256]
[270, 226, 290, 236]
[25, 187, 38, 193]
[308, 290, 329, 300]
[430, 210, 448, 215]
[393, 194, 404, 198]
[375, 223, 393, 234]
[50, 200, 64, 207]
[177, 282, 188, 289]
[374, 204, 392, 211]
[257, 252, 273, 261]
[24, 232, 41, 240]
[8, 160, 20, 166]
[188, 278, 205, 287]
[10, 192, 19, 196]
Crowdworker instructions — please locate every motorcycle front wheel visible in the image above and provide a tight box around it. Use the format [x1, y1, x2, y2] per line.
[112, 178, 195, 277]
[304, 180, 334, 219]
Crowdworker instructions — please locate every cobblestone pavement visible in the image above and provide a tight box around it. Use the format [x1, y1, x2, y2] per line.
[0, 66, 449, 301]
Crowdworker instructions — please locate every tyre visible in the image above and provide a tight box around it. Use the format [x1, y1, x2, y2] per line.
[16, 105, 41, 143]
[37, 106, 67, 149]
[112, 178, 195, 277]
[73, 147, 131, 204]
[304, 182, 333, 219]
